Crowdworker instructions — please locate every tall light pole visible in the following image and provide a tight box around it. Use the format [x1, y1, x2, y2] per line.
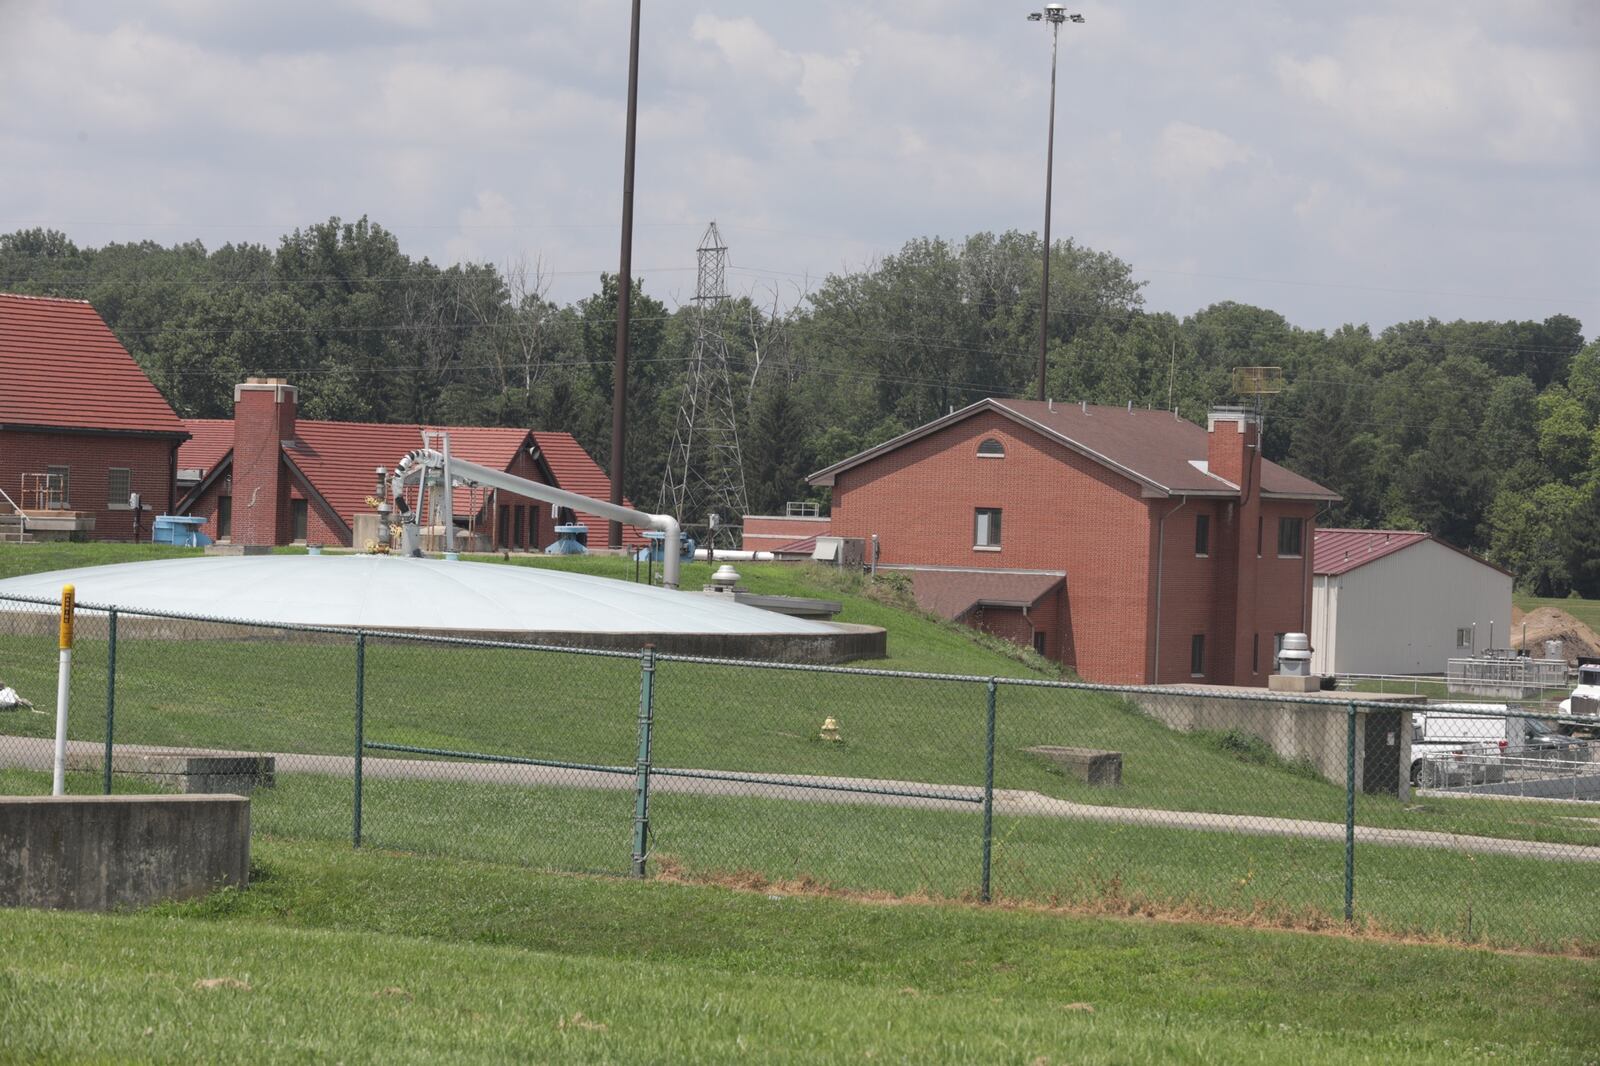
[610, 0, 642, 550]
[1027, 4, 1083, 402]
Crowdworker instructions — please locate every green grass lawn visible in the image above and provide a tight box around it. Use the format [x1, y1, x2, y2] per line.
[1516, 590, 1600, 637]
[5, 765, 1593, 953]
[2, 543, 1597, 953]
[2, 836, 1596, 1064]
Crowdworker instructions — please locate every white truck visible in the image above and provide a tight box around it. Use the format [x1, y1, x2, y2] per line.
[1408, 708, 1565, 788]
[1557, 662, 1600, 717]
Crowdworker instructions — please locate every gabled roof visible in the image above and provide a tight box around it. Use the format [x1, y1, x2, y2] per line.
[178, 419, 235, 474]
[808, 397, 1338, 501]
[1313, 528, 1511, 578]
[530, 431, 648, 546]
[0, 293, 187, 436]
[178, 417, 647, 547]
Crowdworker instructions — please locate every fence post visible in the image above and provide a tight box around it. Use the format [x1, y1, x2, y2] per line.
[102, 608, 117, 795]
[632, 644, 657, 878]
[353, 632, 366, 848]
[981, 678, 997, 903]
[1344, 701, 1356, 923]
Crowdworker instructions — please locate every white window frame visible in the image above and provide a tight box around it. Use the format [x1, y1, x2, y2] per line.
[974, 507, 1002, 551]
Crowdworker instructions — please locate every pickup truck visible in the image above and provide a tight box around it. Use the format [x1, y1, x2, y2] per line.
[1408, 709, 1568, 788]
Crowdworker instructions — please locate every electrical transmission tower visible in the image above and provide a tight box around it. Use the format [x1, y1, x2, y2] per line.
[660, 221, 749, 544]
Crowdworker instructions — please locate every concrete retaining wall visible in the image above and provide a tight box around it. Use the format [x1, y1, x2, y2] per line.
[1126, 688, 1421, 798]
[0, 794, 250, 911]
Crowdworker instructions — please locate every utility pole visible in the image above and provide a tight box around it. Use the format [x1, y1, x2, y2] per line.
[1027, 5, 1084, 402]
[610, 0, 642, 550]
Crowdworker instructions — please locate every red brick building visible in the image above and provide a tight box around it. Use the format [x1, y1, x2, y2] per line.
[0, 293, 188, 540]
[808, 399, 1339, 686]
[176, 379, 644, 550]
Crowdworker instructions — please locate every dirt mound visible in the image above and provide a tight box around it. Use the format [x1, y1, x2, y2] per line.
[1511, 605, 1600, 663]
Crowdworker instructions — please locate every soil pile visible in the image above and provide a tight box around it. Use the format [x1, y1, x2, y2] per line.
[1510, 605, 1600, 663]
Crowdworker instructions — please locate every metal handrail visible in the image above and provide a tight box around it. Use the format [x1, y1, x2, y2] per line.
[0, 486, 26, 533]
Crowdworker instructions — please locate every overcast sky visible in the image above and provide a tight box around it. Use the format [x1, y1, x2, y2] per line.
[2, 0, 1596, 336]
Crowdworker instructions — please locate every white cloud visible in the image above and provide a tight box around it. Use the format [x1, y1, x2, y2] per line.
[1153, 123, 1255, 183]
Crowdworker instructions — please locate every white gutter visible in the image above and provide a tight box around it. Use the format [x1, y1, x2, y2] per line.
[397, 449, 685, 589]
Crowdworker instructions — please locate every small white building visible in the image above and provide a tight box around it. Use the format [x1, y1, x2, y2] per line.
[1310, 529, 1513, 677]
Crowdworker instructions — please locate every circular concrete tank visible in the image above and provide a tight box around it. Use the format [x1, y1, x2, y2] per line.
[0, 555, 884, 663]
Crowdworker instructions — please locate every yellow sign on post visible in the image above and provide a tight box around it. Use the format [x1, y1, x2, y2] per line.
[52, 584, 75, 795]
[59, 583, 75, 650]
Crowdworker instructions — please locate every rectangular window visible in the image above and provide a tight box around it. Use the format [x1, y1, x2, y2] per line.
[217, 496, 232, 541]
[1033, 632, 1047, 656]
[107, 468, 132, 508]
[1190, 634, 1205, 677]
[513, 505, 525, 549]
[1277, 517, 1304, 557]
[1456, 627, 1472, 649]
[1194, 513, 1210, 557]
[1256, 516, 1264, 557]
[974, 507, 1002, 549]
[46, 465, 69, 508]
[291, 498, 308, 542]
[1252, 633, 1260, 674]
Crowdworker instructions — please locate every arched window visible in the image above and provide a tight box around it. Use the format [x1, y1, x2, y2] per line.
[977, 438, 1005, 458]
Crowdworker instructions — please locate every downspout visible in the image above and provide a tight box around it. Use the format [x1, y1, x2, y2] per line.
[1152, 495, 1190, 683]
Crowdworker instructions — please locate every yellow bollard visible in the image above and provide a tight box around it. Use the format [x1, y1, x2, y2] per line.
[52, 584, 75, 795]
[819, 716, 840, 742]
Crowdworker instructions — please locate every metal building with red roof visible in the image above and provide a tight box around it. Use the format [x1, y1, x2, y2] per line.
[1310, 528, 1512, 677]
[0, 293, 189, 540]
[175, 379, 645, 551]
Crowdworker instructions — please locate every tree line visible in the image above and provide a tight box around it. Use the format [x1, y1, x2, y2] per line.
[3, 220, 1595, 594]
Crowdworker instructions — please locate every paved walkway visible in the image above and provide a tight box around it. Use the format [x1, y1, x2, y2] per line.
[6, 736, 1597, 863]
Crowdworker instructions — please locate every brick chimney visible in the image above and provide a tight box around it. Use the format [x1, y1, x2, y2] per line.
[1206, 405, 1264, 685]
[1206, 405, 1261, 500]
[232, 378, 297, 546]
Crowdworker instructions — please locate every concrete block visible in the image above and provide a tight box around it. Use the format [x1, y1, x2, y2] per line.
[0, 794, 250, 911]
[67, 751, 275, 794]
[1268, 674, 1322, 693]
[1026, 746, 1123, 787]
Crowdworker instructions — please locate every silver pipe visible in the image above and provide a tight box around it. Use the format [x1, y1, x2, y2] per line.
[399, 449, 684, 588]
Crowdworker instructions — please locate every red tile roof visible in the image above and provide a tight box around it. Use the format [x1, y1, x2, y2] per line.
[0, 293, 187, 435]
[531, 431, 648, 547]
[181, 417, 646, 547]
[809, 398, 1338, 501]
[178, 419, 234, 473]
[908, 568, 1065, 620]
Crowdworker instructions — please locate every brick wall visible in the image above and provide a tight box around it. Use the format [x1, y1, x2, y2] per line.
[0, 428, 179, 540]
[828, 410, 1154, 683]
[743, 514, 832, 547]
[826, 408, 1319, 687]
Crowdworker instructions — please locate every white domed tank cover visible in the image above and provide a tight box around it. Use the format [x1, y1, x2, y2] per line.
[0, 556, 834, 637]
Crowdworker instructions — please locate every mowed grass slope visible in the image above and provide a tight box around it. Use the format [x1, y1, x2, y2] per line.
[2, 837, 1596, 1064]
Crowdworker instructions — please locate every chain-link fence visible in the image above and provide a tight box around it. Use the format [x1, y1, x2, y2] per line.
[2, 591, 1595, 953]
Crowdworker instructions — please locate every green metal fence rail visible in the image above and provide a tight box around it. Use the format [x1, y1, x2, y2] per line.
[1, 590, 1596, 953]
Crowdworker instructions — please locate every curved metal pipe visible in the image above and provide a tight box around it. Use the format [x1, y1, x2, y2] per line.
[397, 449, 684, 588]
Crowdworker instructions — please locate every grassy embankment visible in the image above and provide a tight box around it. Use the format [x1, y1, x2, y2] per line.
[1, 544, 1597, 951]
[2, 835, 1596, 1064]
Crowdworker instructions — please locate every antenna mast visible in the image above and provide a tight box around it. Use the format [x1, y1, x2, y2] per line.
[660, 222, 750, 546]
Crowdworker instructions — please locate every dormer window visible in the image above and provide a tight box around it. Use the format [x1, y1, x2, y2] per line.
[977, 438, 1005, 458]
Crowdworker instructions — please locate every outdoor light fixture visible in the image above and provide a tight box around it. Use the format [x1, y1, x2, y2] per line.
[1026, 3, 1085, 401]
